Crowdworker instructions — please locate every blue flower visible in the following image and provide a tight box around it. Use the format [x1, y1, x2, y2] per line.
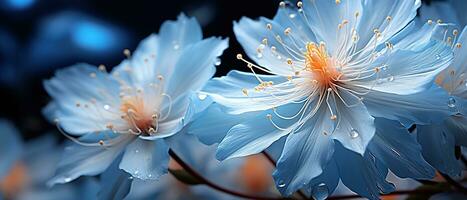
[0, 120, 99, 200]
[418, 3, 467, 177]
[190, 0, 456, 198]
[43, 14, 228, 185]
[420, 0, 467, 27]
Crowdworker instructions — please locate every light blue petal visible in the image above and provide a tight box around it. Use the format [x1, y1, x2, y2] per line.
[301, 0, 362, 54]
[437, 26, 467, 98]
[0, 120, 22, 180]
[43, 63, 121, 135]
[119, 138, 169, 180]
[363, 85, 456, 127]
[233, 17, 296, 76]
[99, 159, 132, 200]
[202, 70, 290, 114]
[165, 37, 228, 99]
[334, 142, 395, 200]
[188, 103, 258, 145]
[355, 39, 452, 95]
[355, 0, 420, 56]
[417, 124, 462, 177]
[303, 160, 340, 200]
[272, 108, 335, 196]
[48, 134, 132, 186]
[369, 118, 435, 179]
[330, 88, 375, 155]
[113, 13, 202, 87]
[216, 103, 302, 160]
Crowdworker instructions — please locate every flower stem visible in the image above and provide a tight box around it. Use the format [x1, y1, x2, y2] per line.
[168, 149, 291, 200]
[262, 152, 309, 200]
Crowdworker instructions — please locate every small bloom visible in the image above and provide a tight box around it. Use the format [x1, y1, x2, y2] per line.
[418, 3, 467, 178]
[43, 14, 228, 185]
[192, 0, 456, 198]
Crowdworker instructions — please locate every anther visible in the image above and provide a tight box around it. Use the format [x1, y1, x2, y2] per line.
[330, 115, 337, 120]
[236, 54, 243, 59]
[453, 29, 459, 35]
[297, 1, 302, 7]
[355, 11, 360, 18]
[436, 19, 442, 24]
[266, 23, 272, 30]
[279, 1, 285, 7]
[123, 49, 131, 57]
[427, 19, 433, 25]
[335, 0, 341, 4]
[284, 27, 291, 35]
[98, 64, 107, 72]
[456, 43, 462, 48]
[262, 38, 268, 45]
[327, 88, 332, 92]
[99, 140, 104, 146]
[286, 58, 293, 65]
[386, 16, 392, 21]
[242, 88, 248, 96]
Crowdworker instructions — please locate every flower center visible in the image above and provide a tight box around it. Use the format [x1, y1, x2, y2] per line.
[305, 42, 341, 87]
[0, 162, 28, 198]
[120, 96, 156, 135]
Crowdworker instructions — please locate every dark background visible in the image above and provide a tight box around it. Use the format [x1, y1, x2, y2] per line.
[0, 0, 441, 139]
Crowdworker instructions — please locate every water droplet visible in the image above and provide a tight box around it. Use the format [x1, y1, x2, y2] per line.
[128, 176, 134, 180]
[215, 58, 221, 66]
[103, 104, 110, 110]
[134, 170, 139, 175]
[173, 44, 180, 50]
[448, 97, 456, 108]
[198, 93, 207, 100]
[134, 149, 139, 153]
[289, 13, 296, 19]
[256, 52, 263, 58]
[350, 129, 359, 139]
[381, 65, 387, 71]
[298, 8, 304, 13]
[312, 183, 329, 200]
[63, 176, 72, 183]
[387, 75, 394, 82]
[276, 55, 282, 60]
[277, 180, 286, 188]
[436, 54, 441, 60]
[148, 174, 153, 178]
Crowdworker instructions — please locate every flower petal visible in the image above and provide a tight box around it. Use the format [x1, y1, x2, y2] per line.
[202, 70, 293, 114]
[99, 159, 132, 200]
[330, 89, 375, 155]
[417, 124, 463, 177]
[165, 37, 228, 99]
[369, 118, 435, 179]
[216, 103, 302, 160]
[272, 107, 335, 196]
[43, 64, 121, 135]
[119, 138, 169, 180]
[187, 103, 258, 145]
[48, 134, 131, 186]
[112, 13, 202, 87]
[363, 85, 456, 127]
[334, 142, 395, 200]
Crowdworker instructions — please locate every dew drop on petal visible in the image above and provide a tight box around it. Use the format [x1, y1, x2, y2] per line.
[64, 176, 72, 183]
[128, 176, 134, 180]
[312, 183, 329, 200]
[289, 13, 296, 19]
[134, 170, 139, 175]
[447, 97, 456, 108]
[277, 180, 286, 188]
[148, 174, 153, 178]
[103, 104, 110, 110]
[256, 52, 263, 59]
[198, 93, 207, 100]
[350, 129, 359, 139]
[215, 58, 221, 66]
[134, 149, 139, 153]
[173, 44, 180, 50]
[436, 54, 441, 60]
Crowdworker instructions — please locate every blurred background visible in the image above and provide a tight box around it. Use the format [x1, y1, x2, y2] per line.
[0, 0, 444, 140]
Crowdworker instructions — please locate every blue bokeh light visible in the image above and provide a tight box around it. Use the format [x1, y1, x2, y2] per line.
[72, 21, 116, 52]
[4, 0, 35, 10]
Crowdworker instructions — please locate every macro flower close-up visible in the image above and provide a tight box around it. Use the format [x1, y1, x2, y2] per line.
[1, 0, 466, 200]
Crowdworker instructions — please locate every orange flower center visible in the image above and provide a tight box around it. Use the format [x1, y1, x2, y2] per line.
[120, 96, 155, 134]
[0, 162, 28, 198]
[305, 42, 341, 86]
